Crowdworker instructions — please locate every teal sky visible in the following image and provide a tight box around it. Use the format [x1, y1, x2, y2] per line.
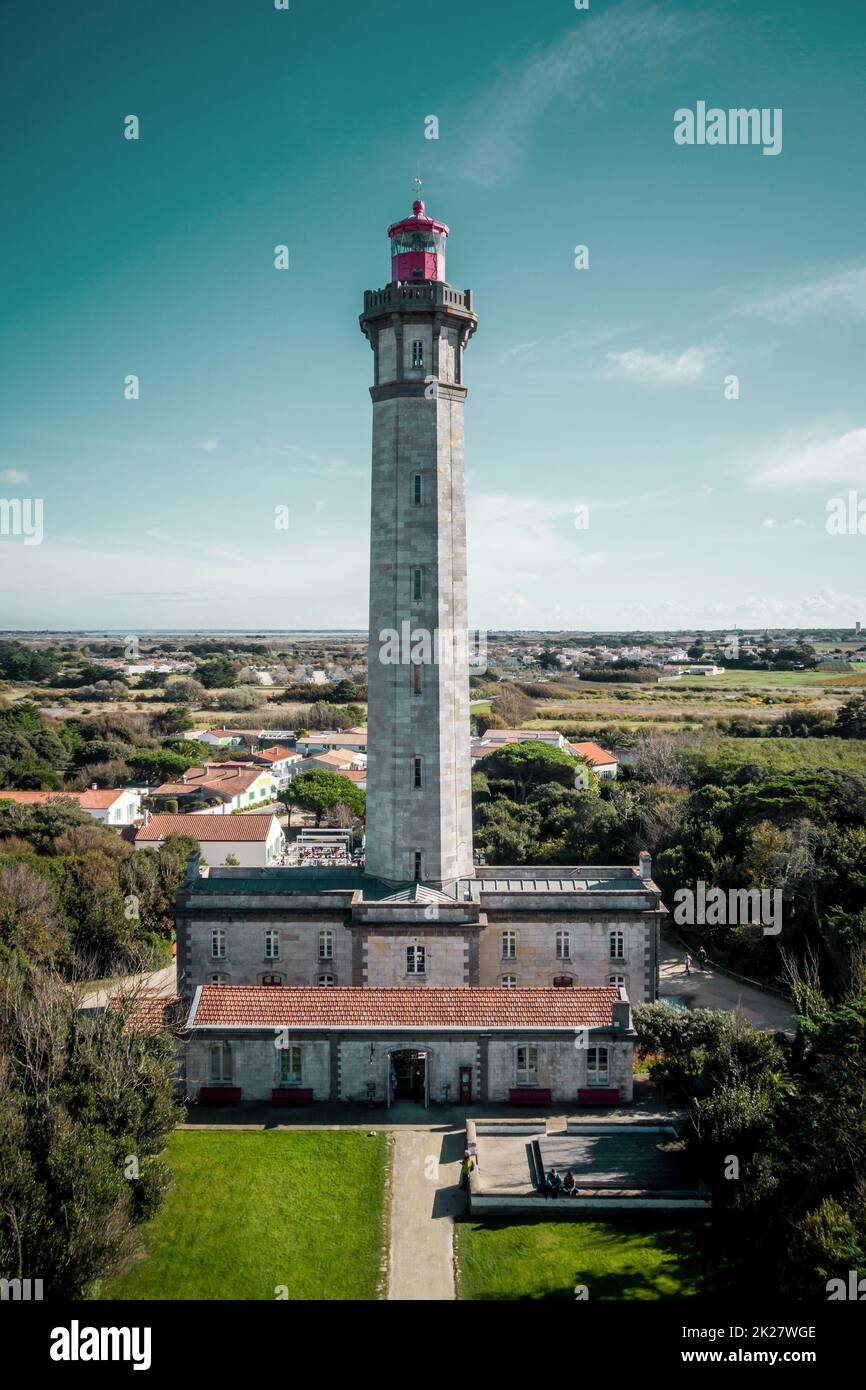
[1, 0, 865, 631]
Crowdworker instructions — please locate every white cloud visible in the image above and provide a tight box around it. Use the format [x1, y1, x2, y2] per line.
[0, 469, 30, 484]
[314, 501, 326, 513]
[193, 439, 219, 451]
[738, 263, 866, 323]
[753, 427, 866, 490]
[455, 0, 710, 187]
[761, 518, 776, 529]
[605, 346, 719, 386]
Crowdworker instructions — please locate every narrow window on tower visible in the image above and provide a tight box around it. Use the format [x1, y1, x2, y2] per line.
[411, 339, 424, 369]
[413, 756, 423, 788]
[412, 568, 423, 602]
[412, 473, 423, 506]
[413, 662, 422, 696]
[414, 850, 422, 881]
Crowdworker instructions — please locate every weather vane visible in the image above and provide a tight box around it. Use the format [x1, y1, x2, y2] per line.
[413, 173, 423, 202]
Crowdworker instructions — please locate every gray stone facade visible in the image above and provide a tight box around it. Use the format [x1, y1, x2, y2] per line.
[175, 862, 663, 1002]
[360, 281, 477, 888]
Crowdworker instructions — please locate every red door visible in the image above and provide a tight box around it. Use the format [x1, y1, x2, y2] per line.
[459, 1066, 472, 1105]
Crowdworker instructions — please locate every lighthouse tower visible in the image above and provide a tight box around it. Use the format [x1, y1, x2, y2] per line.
[360, 198, 478, 888]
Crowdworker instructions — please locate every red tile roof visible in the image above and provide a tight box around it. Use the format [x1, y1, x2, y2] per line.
[189, 985, 620, 1031]
[0, 788, 128, 809]
[111, 994, 183, 1034]
[135, 813, 277, 843]
[566, 741, 618, 766]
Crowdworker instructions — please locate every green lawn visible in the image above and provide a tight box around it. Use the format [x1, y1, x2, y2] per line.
[457, 1217, 738, 1300]
[100, 1130, 388, 1301]
[713, 736, 866, 773]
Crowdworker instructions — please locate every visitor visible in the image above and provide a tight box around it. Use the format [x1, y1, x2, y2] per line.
[545, 1168, 562, 1200]
[562, 1169, 576, 1195]
[697, 945, 708, 970]
[461, 1152, 475, 1187]
[684, 951, 692, 975]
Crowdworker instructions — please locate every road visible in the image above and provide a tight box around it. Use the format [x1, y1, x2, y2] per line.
[659, 932, 796, 1032]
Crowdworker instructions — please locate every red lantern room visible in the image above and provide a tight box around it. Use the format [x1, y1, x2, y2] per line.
[387, 199, 449, 283]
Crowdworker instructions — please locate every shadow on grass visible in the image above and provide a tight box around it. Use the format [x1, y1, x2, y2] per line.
[456, 1213, 753, 1301]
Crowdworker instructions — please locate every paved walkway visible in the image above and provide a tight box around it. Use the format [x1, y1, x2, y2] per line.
[659, 932, 796, 1032]
[80, 962, 176, 1011]
[387, 1120, 464, 1301]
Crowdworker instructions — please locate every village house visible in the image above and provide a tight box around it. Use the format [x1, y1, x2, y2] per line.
[150, 762, 280, 811]
[0, 786, 141, 825]
[136, 812, 284, 868]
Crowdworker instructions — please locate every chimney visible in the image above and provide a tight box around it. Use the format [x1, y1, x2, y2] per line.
[91, 782, 98, 791]
[612, 997, 632, 1031]
[638, 850, 652, 881]
[143, 808, 150, 827]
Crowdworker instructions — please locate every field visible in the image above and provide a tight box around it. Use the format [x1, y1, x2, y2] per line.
[100, 1130, 388, 1301]
[457, 1217, 738, 1301]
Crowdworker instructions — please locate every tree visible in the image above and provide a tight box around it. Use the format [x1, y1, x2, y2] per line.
[216, 686, 263, 712]
[477, 740, 577, 804]
[836, 693, 866, 739]
[153, 706, 194, 735]
[197, 657, 238, 689]
[279, 771, 365, 825]
[0, 966, 182, 1297]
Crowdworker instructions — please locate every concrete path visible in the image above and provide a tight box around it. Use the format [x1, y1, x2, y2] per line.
[659, 933, 795, 1033]
[388, 1122, 464, 1301]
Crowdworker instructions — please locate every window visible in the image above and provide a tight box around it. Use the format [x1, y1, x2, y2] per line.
[413, 756, 423, 788]
[406, 945, 426, 975]
[414, 850, 422, 881]
[610, 929, 625, 961]
[279, 1045, 302, 1086]
[211, 929, 226, 960]
[502, 930, 517, 960]
[413, 663, 422, 696]
[587, 1046, 610, 1086]
[318, 930, 334, 961]
[264, 929, 280, 961]
[515, 1045, 538, 1086]
[500, 975, 517, 989]
[413, 473, 423, 506]
[553, 975, 574, 988]
[412, 568, 423, 602]
[411, 339, 424, 369]
[210, 974, 229, 985]
[555, 929, 571, 960]
[317, 973, 335, 986]
[210, 1042, 232, 1083]
[261, 973, 283, 985]
[608, 974, 625, 987]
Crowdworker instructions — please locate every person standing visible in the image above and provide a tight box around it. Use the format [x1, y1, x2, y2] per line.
[684, 951, 692, 975]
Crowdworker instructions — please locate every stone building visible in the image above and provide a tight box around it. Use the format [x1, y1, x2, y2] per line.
[184, 983, 635, 1106]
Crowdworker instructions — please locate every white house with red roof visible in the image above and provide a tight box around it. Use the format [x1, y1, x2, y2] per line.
[135, 812, 284, 868]
[474, 729, 618, 781]
[0, 786, 141, 825]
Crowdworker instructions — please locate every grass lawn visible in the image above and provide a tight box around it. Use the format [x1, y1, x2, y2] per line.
[457, 1217, 738, 1300]
[713, 736, 866, 773]
[100, 1130, 388, 1301]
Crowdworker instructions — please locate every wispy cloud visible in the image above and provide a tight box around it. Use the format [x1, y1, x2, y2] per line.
[455, 0, 711, 187]
[193, 439, 219, 451]
[605, 345, 719, 386]
[753, 426, 866, 490]
[736, 263, 866, 323]
[0, 469, 30, 484]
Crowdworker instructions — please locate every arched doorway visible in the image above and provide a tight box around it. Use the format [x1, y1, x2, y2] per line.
[386, 1049, 429, 1107]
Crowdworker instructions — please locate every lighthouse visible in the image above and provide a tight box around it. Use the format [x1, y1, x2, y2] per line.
[359, 197, 478, 888]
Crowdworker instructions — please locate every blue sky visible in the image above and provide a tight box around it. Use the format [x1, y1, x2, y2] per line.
[1, 0, 864, 631]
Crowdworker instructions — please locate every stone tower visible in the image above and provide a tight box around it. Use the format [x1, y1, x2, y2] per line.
[359, 198, 477, 888]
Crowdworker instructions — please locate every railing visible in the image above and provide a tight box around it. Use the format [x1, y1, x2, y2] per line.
[363, 282, 474, 313]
